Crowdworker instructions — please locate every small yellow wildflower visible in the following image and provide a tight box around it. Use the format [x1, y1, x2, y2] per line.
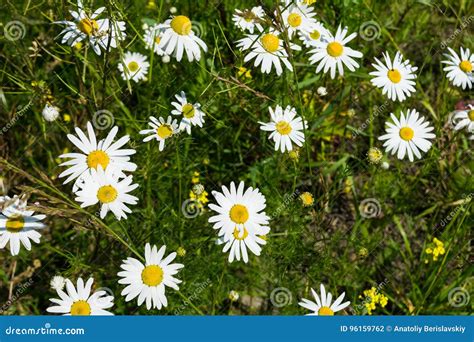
[300, 192, 314, 207]
[177, 247, 186, 257]
[367, 147, 383, 164]
[146, 0, 157, 9]
[359, 287, 388, 315]
[202, 158, 210, 165]
[288, 148, 300, 161]
[425, 237, 445, 262]
[303, 0, 317, 5]
[63, 114, 71, 122]
[237, 67, 252, 79]
[358, 247, 368, 258]
[191, 171, 200, 184]
[344, 178, 353, 194]
[73, 42, 83, 50]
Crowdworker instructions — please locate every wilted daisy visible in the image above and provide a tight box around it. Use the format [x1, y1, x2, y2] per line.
[308, 25, 362, 79]
[378, 109, 435, 162]
[143, 24, 166, 55]
[47, 277, 114, 316]
[259, 105, 306, 153]
[442, 47, 473, 89]
[370, 51, 418, 102]
[118, 243, 184, 310]
[450, 104, 474, 132]
[236, 30, 301, 76]
[298, 21, 330, 47]
[50, 275, 66, 291]
[158, 15, 208, 62]
[59, 122, 137, 184]
[170, 91, 205, 134]
[139, 116, 179, 151]
[232, 7, 264, 33]
[280, 0, 317, 38]
[367, 147, 383, 164]
[118, 52, 149, 83]
[74, 166, 139, 220]
[55, 0, 126, 55]
[299, 284, 350, 315]
[42, 104, 60, 122]
[0, 196, 46, 256]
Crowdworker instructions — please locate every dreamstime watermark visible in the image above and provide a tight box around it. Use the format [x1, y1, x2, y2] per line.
[0, 102, 32, 136]
[3, 20, 26, 41]
[436, 192, 472, 229]
[359, 198, 382, 219]
[5, 323, 84, 336]
[270, 190, 300, 219]
[181, 199, 202, 218]
[0, 278, 34, 314]
[440, 16, 473, 50]
[174, 278, 211, 314]
[448, 286, 470, 308]
[352, 101, 389, 139]
[92, 109, 115, 130]
[359, 21, 381, 41]
[270, 287, 292, 308]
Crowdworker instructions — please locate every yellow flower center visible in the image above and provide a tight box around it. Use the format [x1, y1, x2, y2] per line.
[182, 104, 195, 119]
[6, 216, 25, 233]
[276, 121, 292, 135]
[141, 265, 164, 286]
[327, 42, 343, 57]
[127, 61, 140, 72]
[232, 227, 249, 240]
[318, 306, 334, 315]
[287, 13, 302, 28]
[310, 30, 321, 40]
[387, 69, 402, 83]
[229, 204, 249, 224]
[459, 60, 473, 73]
[157, 124, 173, 139]
[87, 150, 110, 170]
[399, 127, 414, 141]
[171, 15, 192, 35]
[261, 34, 280, 53]
[70, 300, 91, 316]
[468, 110, 474, 121]
[77, 18, 99, 35]
[97, 185, 118, 204]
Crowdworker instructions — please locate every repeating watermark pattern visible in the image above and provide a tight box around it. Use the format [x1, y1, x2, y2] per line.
[448, 287, 470, 308]
[0, 102, 32, 136]
[439, 16, 473, 50]
[270, 287, 292, 308]
[352, 101, 389, 139]
[174, 278, 211, 314]
[92, 109, 115, 130]
[270, 190, 300, 219]
[0, 278, 34, 314]
[181, 199, 201, 218]
[359, 198, 382, 219]
[359, 21, 381, 41]
[436, 192, 472, 229]
[4, 20, 26, 41]
[192, 21, 205, 37]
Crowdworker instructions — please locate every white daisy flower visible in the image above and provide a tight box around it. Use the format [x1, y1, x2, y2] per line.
[0, 196, 46, 256]
[308, 25, 363, 79]
[232, 7, 265, 33]
[442, 47, 473, 89]
[208, 181, 270, 263]
[59, 122, 137, 185]
[450, 104, 474, 132]
[280, 1, 317, 38]
[298, 21, 330, 47]
[42, 104, 60, 122]
[158, 15, 208, 62]
[378, 109, 436, 162]
[139, 116, 179, 151]
[74, 166, 139, 220]
[170, 91, 205, 135]
[259, 105, 306, 153]
[54, 0, 126, 55]
[143, 24, 166, 55]
[50, 275, 66, 292]
[117, 243, 184, 310]
[118, 51, 150, 83]
[299, 283, 350, 315]
[47, 277, 114, 316]
[236, 30, 301, 76]
[370, 51, 418, 102]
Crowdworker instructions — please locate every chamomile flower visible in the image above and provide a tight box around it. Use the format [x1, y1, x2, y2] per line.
[55, 0, 126, 55]
[47, 277, 114, 316]
[370, 51, 418, 102]
[442, 47, 473, 89]
[0, 196, 46, 256]
[298, 21, 330, 47]
[259, 105, 306, 153]
[74, 166, 139, 220]
[308, 25, 363, 79]
[236, 30, 301, 76]
[59, 122, 137, 184]
[280, 1, 317, 38]
[118, 243, 184, 310]
[232, 7, 265, 33]
[450, 104, 474, 132]
[171, 91, 205, 134]
[298, 283, 350, 316]
[143, 24, 166, 55]
[118, 52, 149, 83]
[378, 109, 435, 162]
[158, 15, 208, 62]
[139, 116, 179, 151]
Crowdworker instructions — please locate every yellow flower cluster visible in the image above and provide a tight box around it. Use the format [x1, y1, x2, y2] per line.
[237, 66, 252, 79]
[424, 237, 445, 263]
[359, 287, 388, 315]
[189, 172, 209, 209]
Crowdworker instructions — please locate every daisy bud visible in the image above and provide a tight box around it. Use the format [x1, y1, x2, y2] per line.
[42, 104, 60, 122]
[162, 55, 171, 63]
[317, 86, 328, 96]
[228, 290, 240, 302]
[170, 7, 177, 14]
[50, 275, 66, 291]
[381, 161, 390, 170]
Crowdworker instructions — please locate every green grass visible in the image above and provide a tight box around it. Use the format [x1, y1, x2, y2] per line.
[0, 0, 472, 315]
